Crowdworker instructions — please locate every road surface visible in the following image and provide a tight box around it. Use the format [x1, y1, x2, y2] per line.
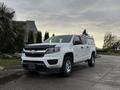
[0, 55, 120, 90]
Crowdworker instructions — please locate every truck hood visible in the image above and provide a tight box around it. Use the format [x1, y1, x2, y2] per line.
[25, 43, 71, 50]
[25, 43, 55, 50]
[41, 43, 71, 47]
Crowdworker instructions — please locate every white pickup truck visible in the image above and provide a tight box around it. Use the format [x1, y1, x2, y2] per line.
[21, 35, 96, 76]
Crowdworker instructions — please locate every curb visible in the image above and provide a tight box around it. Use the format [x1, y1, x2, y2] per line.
[0, 69, 23, 84]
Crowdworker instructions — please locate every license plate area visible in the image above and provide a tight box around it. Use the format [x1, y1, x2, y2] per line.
[28, 63, 36, 70]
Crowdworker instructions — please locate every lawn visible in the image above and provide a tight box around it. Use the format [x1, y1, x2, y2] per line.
[0, 58, 21, 67]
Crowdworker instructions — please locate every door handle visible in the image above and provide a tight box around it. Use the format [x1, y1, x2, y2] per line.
[86, 46, 89, 48]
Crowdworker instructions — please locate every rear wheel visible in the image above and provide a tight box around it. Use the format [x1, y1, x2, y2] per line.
[61, 56, 73, 77]
[88, 54, 95, 67]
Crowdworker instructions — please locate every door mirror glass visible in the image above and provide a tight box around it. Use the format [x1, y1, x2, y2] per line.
[73, 36, 82, 45]
[73, 40, 81, 45]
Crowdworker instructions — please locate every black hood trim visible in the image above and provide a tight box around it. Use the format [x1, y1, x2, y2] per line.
[25, 44, 56, 50]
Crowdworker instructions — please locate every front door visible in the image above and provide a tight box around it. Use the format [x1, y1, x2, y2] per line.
[73, 36, 84, 63]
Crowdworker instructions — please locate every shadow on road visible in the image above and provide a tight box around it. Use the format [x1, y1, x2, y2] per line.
[24, 63, 89, 79]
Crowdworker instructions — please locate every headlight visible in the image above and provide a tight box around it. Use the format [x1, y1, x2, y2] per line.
[46, 47, 60, 54]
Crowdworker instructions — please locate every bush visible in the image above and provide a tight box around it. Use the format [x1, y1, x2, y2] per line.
[0, 53, 21, 59]
[28, 31, 34, 44]
[36, 31, 42, 43]
[14, 27, 25, 53]
[44, 31, 49, 41]
[97, 49, 120, 55]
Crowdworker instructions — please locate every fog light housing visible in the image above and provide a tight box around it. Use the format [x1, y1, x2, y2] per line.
[47, 59, 58, 65]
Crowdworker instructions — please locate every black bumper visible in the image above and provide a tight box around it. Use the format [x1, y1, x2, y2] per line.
[22, 63, 61, 73]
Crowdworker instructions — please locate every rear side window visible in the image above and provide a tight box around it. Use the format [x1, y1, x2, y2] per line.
[87, 39, 95, 45]
[81, 37, 87, 44]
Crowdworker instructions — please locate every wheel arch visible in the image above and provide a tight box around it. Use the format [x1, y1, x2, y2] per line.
[92, 51, 96, 57]
[64, 52, 74, 64]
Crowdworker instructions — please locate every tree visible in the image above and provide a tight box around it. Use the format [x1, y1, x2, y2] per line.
[28, 31, 34, 44]
[52, 33, 55, 37]
[0, 2, 16, 53]
[44, 31, 49, 41]
[103, 32, 116, 50]
[13, 22, 25, 53]
[36, 31, 42, 43]
[82, 29, 88, 36]
[112, 40, 120, 50]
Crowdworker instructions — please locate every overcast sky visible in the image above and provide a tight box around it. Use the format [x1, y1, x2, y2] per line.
[1, 0, 120, 48]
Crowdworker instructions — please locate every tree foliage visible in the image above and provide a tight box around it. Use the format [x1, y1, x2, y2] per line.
[28, 31, 34, 44]
[36, 31, 42, 43]
[13, 22, 25, 53]
[0, 2, 16, 53]
[52, 33, 55, 37]
[103, 33, 116, 50]
[44, 31, 49, 41]
[112, 40, 120, 50]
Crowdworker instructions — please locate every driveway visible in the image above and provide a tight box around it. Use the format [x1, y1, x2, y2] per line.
[0, 55, 120, 90]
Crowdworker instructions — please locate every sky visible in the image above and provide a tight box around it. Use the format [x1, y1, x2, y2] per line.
[0, 0, 120, 48]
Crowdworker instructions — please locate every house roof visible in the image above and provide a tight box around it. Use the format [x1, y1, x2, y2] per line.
[13, 20, 38, 33]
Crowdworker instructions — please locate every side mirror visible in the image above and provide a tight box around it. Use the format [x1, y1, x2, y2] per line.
[73, 40, 80, 45]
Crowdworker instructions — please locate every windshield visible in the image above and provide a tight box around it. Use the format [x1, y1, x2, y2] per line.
[44, 35, 73, 43]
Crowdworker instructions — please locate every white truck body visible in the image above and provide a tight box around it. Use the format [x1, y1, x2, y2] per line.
[21, 35, 96, 75]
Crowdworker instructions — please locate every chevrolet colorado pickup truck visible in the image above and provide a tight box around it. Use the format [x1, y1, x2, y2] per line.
[21, 35, 96, 76]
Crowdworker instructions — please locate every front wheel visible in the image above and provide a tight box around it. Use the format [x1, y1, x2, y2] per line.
[88, 54, 95, 67]
[61, 56, 73, 77]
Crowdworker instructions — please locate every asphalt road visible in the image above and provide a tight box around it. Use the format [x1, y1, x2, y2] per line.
[0, 55, 120, 90]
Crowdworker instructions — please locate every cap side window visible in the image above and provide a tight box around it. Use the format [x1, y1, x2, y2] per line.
[81, 37, 87, 44]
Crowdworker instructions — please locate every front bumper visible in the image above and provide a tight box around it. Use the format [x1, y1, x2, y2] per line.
[22, 61, 61, 73]
[21, 53, 64, 71]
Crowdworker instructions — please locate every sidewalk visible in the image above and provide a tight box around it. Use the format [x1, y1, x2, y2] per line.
[0, 65, 23, 84]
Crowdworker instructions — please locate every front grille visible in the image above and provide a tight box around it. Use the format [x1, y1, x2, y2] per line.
[24, 44, 55, 57]
[25, 48, 47, 50]
[25, 52, 45, 57]
[25, 45, 55, 50]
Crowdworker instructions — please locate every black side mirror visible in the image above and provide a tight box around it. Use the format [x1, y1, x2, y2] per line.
[73, 40, 80, 45]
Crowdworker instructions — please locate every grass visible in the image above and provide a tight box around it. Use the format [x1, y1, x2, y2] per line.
[0, 58, 21, 67]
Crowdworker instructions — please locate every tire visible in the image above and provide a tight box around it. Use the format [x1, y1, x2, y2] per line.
[88, 54, 95, 67]
[61, 56, 73, 77]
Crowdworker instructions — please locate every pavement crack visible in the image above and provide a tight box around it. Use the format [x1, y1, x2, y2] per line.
[99, 68, 114, 81]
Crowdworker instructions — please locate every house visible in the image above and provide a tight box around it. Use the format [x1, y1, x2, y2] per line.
[13, 20, 38, 44]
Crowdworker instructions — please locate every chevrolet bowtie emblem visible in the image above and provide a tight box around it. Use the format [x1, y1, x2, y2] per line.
[31, 50, 35, 54]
